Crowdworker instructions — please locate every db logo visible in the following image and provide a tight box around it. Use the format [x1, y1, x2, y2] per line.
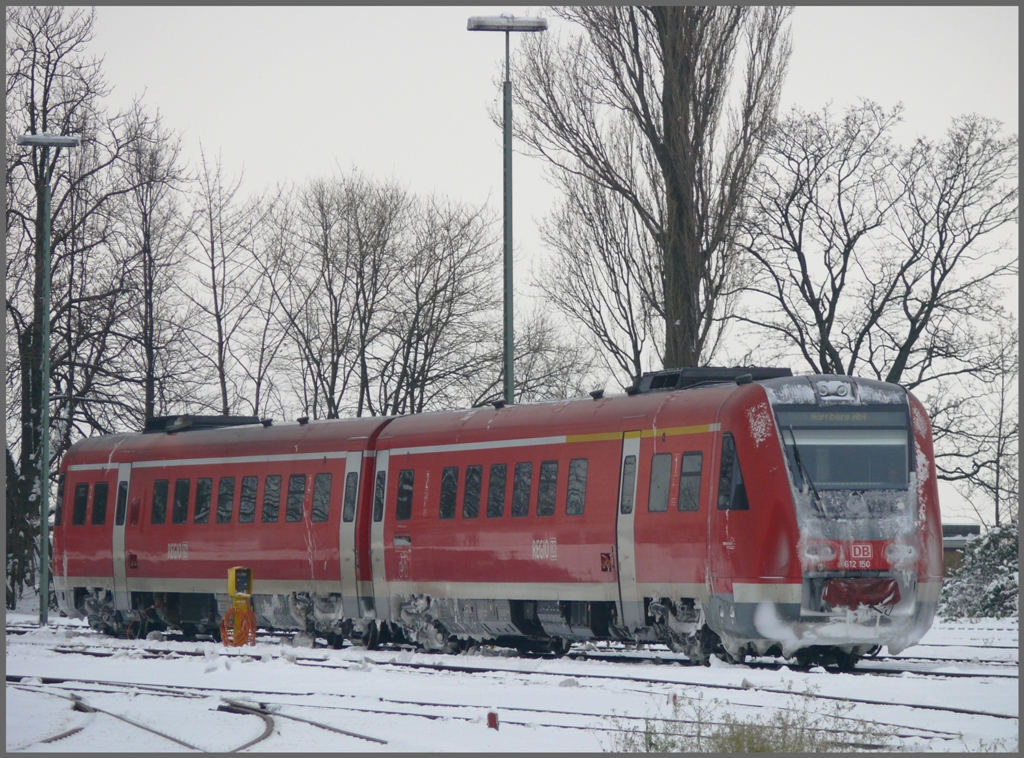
[851, 543, 873, 560]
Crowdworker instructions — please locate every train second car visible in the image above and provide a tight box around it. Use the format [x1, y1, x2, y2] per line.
[52, 369, 942, 667]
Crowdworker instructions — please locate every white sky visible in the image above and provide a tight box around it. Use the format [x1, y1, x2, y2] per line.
[88, 6, 1018, 523]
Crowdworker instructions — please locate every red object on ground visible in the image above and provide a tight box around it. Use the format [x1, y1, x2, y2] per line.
[487, 712, 499, 730]
[823, 578, 901, 610]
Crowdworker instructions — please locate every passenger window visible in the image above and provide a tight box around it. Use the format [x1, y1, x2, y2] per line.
[239, 476, 258, 523]
[72, 483, 89, 525]
[172, 479, 191, 524]
[342, 471, 358, 523]
[216, 477, 235, 523]
[439, 467, 458, 520]
[173, 479, 191, 524]
[648, 453, 672, 512]
[115, 480, 128, 526]
[718, 433, 749, 511]
[619, 455, 637, 514]
[395, 469, 414, 521]
[92, 482, 109, 525]
[151, 480, 168, 525]
[55, 474, 65, 526]
[512, 462, 532, 517]
[194, 478, 212, 523]
[537, 461, 558, 516]
[311, 473, 332, 522]
[679, 452, 703, 511]
[487, 463, 507, 518]
[372, 471, 386, 522]
[262, 475, 281, 522]
[463, 465, 482, 518]
[286, 474, 306, 522]
[566, 458, 588, 515]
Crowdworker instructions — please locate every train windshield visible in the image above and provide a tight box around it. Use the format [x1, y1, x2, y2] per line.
[774, 408, 910, 491]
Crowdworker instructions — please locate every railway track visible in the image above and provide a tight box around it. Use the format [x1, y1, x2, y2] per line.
[38, 638, 1018, 682]
[6, 672, 968, 751]
[19, 639, 1017, 722]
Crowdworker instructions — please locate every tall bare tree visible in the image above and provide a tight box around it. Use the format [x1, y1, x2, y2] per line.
[113, 104, 200, 424]
[930, 319, 1019, 527]
[740, 101, 1018, 497]
[370, 195, 500, 416]
[185, 147, 263, 416]
[5, 7, 143, 608]
[510, 6, 791, 369]
[740, 103, 1017, 389]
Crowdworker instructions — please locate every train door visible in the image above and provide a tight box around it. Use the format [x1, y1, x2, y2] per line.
[615, 431, 643, 629]
[339, 451, 362, 618]
[111, 463, 131, 609]
[369, 450, 390, 621]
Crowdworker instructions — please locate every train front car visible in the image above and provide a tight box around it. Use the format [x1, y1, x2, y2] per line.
[708, 375, 943, 667]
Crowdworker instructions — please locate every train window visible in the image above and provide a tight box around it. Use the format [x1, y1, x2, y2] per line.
[262, 475, 281, 522]
[537, 461, 558, 516]
[486, 463, 507, 518]
[619, 455, 636, 514]
[311, 473, 332, 522]
[151, 479, 169, 525]
[115, 481, 128, 526]
[239, 476, 258, 523]
[463, 465, 482, 518]
[372, 471, 386, 522]
[512, 462, 532, 517]
[679, 452, 703, 511]
[342, 472, 358, 523]
[286, 474, 306, 522]
[566, 458, 588, 515]
[72, 483, 89, 525]
[214, 477, 234, 523]
[92, 482, 109, 525]
[439, 467, 458, 520]
[395, 469, 415, 521]
[717, 433, 749, 511]
[648, 453, 673, 512]
[55, 473, 65, 526]
[194, 478, 212, 523]
[169, 478, 189, 524]
[173, 479, 191, 524]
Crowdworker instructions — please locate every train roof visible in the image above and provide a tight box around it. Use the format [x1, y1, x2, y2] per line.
[62, 382, 763, 468]
[61, 415, 389, 468]
[375, 384, 742, 449]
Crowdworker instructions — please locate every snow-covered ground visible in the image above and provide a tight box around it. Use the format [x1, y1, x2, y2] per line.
[6, 612, 1018, 752]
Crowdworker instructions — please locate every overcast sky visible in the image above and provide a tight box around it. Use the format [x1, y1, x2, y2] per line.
[89, 6, 1018, 522]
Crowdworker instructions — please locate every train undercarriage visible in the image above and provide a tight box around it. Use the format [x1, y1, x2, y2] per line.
[65, 586, 897, 670]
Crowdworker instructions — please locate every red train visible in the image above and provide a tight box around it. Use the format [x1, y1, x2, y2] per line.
[53, 368, 943, 667]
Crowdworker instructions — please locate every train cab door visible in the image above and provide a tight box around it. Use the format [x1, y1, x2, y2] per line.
[339, 451, 362, 619]
[615, 431, 643, 630]
[111, 463, 132, 609]
[369, 450, 390, 622]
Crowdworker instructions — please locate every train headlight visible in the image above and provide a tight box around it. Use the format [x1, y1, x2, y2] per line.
[804, 543, 837, 562]
[885, 543, 917, 563]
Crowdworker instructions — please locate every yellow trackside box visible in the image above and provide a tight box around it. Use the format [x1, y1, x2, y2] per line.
[228, 566, 252, 597]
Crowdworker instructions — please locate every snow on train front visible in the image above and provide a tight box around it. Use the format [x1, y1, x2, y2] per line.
[707, 375, 942, 667]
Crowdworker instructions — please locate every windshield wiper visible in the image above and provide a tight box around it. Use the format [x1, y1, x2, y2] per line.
[786, 425, 827, 517]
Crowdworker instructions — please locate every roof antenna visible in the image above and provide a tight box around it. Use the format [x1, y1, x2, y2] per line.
[589, 388, 605, 400]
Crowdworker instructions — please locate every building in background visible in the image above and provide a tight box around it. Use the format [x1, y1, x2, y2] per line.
[942, 521, 982, 575]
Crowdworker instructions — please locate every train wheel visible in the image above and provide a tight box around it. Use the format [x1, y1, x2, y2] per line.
[833, 650, 859, 671]
[354, 622, 382, 651]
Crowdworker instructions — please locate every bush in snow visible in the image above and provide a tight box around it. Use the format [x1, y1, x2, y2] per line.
[939, 520, 1019, 620]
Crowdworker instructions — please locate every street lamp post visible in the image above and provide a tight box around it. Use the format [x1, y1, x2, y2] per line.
[17, 132, 81, 626]
[468, 14, 547, 405]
